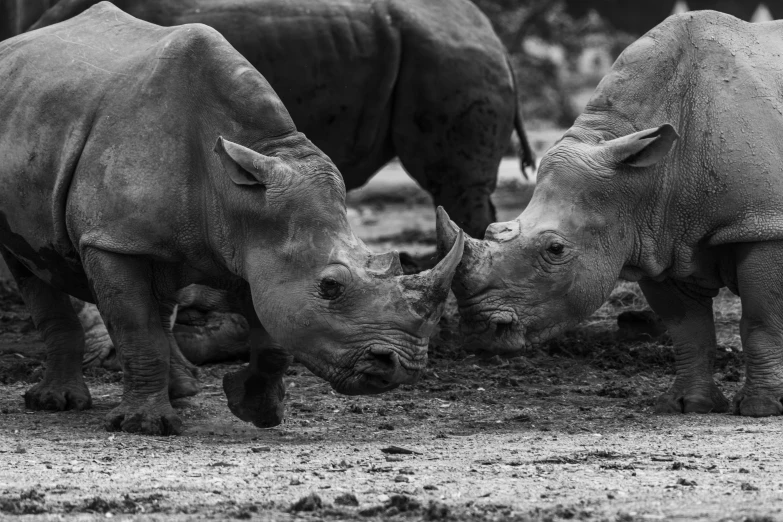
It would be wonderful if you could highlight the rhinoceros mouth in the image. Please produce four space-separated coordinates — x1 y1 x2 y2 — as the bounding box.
355 345 426 379
459 315 530 356
329 373 401 395
319 342 427 395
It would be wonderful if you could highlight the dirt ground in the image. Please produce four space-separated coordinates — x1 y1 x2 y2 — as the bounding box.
1 135 781 521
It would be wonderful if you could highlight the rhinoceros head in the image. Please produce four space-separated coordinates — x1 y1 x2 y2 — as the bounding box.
212 136 463 394
438 124 678 355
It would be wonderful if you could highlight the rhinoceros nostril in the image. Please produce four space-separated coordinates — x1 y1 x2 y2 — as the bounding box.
494 322 513 338
366 349 399 375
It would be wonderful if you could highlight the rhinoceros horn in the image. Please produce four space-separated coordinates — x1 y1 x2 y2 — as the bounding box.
435 207 487 299
398 210 464 332
367 251 404 276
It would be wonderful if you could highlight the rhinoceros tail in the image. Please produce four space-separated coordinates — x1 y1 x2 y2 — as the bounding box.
505 55 536 180
26 0 102 32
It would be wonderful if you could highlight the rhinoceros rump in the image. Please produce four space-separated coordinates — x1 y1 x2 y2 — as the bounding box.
0 2 463 435
440 10 783 417
28 0 535 239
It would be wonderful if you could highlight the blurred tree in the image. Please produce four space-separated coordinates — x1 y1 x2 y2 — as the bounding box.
767 1 783 19
562 0 676 35
469 0 783 129
688 0 758 21
470 0 606 127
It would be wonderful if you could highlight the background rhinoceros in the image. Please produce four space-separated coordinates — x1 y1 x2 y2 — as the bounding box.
73 286 251 370
0 2 463 435
440 10 783 418
29 0 535 240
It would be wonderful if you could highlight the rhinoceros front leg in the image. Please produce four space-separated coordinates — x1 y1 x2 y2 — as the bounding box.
0 247 92 411
638 278 729 414
72 297 200 398
734 242 783 416
82 248 182 435
223 310 291 428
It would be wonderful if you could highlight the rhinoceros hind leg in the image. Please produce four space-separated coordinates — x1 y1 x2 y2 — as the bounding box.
223 325 290 428
71 298 119 370
161 302 201 400
639 278 728 415
733 241 783 417
0 248 92 411
83 248 182 435
391 47 514 239
169 350 200 399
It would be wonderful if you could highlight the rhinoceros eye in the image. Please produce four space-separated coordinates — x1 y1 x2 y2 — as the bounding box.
318 278 344 300
547 243 565 256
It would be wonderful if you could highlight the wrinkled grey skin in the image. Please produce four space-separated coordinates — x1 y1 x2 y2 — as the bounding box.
28 0 535 239
0 3 464 435
441 11 783 417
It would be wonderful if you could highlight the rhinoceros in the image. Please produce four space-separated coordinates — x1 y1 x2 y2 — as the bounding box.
438 10 783 417
0 2 464 435
74 285 251 369
29 0 535 239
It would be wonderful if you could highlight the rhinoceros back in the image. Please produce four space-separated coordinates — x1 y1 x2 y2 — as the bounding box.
578 11 783 245
0 2 294 298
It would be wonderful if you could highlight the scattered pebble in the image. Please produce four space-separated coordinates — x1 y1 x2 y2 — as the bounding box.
358 505 385 517
334 493 359 507
426 500 450 520
381 446 421 455
290 492 322 512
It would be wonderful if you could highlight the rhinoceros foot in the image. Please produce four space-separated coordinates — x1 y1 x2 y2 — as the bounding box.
105 394 183 436
654 380 730 414
732 387 783 417
222 366 286 428
24 376 92 411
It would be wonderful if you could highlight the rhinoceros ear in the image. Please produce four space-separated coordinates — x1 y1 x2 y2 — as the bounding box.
213 136 293 186
603 124 679 168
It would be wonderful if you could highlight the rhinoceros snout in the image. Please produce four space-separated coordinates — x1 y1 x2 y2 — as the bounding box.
357 346 426 389
460 312 527 357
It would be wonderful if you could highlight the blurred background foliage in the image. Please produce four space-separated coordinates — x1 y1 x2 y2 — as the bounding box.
473 0 780 128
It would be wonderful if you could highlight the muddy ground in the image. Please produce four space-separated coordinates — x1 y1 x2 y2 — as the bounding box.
1 135 781 521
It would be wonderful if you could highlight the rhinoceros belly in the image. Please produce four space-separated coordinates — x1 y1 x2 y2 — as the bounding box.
0 212 92 301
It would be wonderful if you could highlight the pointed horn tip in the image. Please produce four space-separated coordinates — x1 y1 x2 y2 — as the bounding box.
433 229 463 276
213 136 225 153
453 229 465 258
435 207 462 237
435 207 459 229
